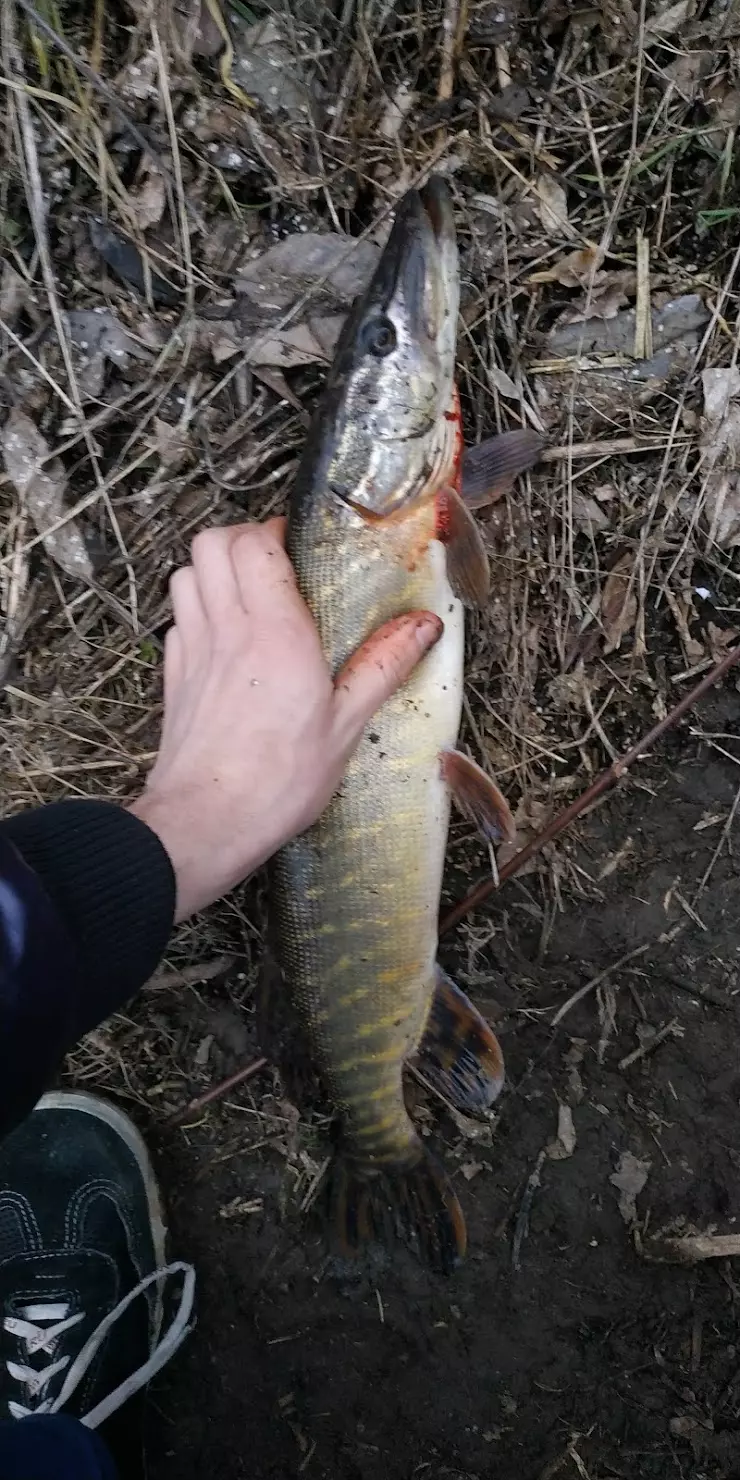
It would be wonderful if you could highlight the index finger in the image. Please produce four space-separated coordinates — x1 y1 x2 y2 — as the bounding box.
229 519 299 615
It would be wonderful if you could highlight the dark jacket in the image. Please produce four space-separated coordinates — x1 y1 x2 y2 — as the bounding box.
0 802 175 1137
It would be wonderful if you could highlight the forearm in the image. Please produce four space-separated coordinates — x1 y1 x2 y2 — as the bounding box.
0 801 175 1137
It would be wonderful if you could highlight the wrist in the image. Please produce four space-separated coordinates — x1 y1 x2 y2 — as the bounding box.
127 786 263 921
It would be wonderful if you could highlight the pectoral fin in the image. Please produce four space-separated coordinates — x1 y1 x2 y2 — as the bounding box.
439 486 490 607
441 747 516 843
461 429 544 509
412 965 505 1115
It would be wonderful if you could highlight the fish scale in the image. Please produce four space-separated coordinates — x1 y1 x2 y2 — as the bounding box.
272 503 464 1158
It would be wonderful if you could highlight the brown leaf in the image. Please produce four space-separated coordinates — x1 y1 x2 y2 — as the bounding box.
236 233 380 313
546 1103 576 1161
128 168 167 231
601 552 637 653
610 1150 650 1225
645 0 696 35
528 243 604 288
533 175 572 237
1 409 93 581
1 262 34 329
378 79 417 140
572 492 610 535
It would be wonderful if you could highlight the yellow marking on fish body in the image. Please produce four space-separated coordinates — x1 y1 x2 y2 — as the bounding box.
337 987 371 1007
318 922 338 937
353 1112 401 1137
383 751 436 772
334 1045 401 1074
376 966 411 987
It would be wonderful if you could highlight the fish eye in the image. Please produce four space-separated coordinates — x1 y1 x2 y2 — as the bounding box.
361 315 397 358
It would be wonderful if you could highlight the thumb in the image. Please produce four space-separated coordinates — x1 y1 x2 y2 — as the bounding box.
333 611 443 743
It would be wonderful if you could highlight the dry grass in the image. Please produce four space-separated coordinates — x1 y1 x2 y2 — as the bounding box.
1 0 740 1130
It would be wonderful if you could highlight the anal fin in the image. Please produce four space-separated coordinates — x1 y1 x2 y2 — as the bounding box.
412 964 505 1116
441 747 516 843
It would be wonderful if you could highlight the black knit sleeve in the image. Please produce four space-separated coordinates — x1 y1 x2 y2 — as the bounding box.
0 801 176 1136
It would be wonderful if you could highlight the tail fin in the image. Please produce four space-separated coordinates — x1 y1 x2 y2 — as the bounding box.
328 1147 467 1275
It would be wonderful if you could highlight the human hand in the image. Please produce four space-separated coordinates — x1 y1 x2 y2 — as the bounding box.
129 519 442 921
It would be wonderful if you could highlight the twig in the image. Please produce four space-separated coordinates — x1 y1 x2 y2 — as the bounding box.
147 954 236 993
511 1148 546 1271
435 0 458 108
166 1057 268 1127
440 642 740 935
618 1017 682 1071
658 968 732 1010
644 1232 740 1265
692 778 740 905
551 942 652 1029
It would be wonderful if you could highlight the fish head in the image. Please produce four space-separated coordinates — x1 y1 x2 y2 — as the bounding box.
300 176 461 523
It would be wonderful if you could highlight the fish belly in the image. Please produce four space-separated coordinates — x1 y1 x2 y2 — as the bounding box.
271 537 464 1162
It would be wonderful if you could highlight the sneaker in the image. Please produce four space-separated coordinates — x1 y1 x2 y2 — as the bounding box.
0 1090 195 1431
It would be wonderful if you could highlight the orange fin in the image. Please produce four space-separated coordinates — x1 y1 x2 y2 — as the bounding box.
412 964 505 1115
441 747 516 843
328 1146 466 1276
461 429 544 509
440 486 490 607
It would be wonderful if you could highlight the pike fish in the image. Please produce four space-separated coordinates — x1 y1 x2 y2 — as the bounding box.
264 177 541 1273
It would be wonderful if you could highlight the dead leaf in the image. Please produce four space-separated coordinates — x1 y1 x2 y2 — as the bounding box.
645 0 695 35
598 0 639 51
561 278 630 325
547 292 709 365
204 232 382 370
379 79 417 140
533 175 572 237
664 584 704 666
601 552 637 653
528 243 604 288
497 796 551 874
128 168 166 231
190 0 224 57
487 366 520 399
610 1150 650 1225
236 233 380 313
230 14 321 124
460 1161 484 1181
197 312 346 369
572 492 610 535
1 408 93 581
151 417 195 472
546 1103 576 1160
700 366 740 547
1 262 35 329
664 48 713 100
706 621 740 660
64 308 149 400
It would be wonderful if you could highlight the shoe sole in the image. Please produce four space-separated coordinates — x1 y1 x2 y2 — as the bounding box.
36 1090 167 1346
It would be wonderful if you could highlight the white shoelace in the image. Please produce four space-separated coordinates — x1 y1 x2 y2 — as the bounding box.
3 1261 196 1429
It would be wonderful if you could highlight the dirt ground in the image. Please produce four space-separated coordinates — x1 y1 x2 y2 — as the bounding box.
126 684 740 1480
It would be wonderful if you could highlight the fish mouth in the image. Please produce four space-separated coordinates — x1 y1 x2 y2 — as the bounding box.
418 175 456 253
376 176 457 343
